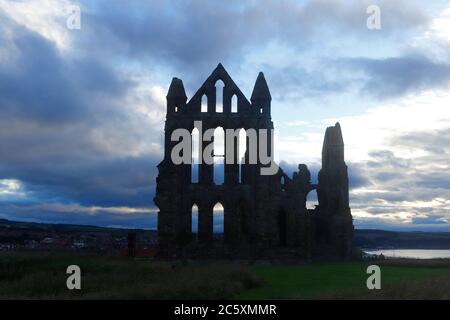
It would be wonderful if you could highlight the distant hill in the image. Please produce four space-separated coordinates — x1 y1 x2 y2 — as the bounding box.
1 219 450 249
0 218 154 234
355 229 450 249
0 219 156 251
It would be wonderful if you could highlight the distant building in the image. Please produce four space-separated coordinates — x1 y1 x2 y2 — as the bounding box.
72 241 85 249
41 237 55 244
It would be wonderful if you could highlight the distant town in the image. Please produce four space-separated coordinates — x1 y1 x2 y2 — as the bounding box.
1 219 450 255
0 219 157 256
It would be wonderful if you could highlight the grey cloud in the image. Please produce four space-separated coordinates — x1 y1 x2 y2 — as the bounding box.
77 0 430 85
0 14 131 125
0 13 164 209
0 203 157 230
346 55 450 99
260 64 352 101
349 126 450 229
392 128 450 155
412 215 447 225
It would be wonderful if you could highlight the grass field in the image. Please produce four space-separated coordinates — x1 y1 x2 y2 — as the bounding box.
0 252 449 299
238 260 450 299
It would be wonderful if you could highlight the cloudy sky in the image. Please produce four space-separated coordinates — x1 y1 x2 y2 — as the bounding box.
0 0 450 231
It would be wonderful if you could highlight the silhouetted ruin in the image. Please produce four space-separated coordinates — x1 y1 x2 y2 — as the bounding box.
154 64 354 259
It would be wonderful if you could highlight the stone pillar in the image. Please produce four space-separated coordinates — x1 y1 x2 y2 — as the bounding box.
223 204 234 245
198 205 213 244
200 127 213 185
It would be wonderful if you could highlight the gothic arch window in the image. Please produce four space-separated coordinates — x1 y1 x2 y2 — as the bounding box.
213 202 224 236
215 80 224 113
307 189 319 210
280 176 286 191
201 94 207 113
238 129 246 184
191 127 200 183
213 127 225 185
191 204 199 236
231 94 238 113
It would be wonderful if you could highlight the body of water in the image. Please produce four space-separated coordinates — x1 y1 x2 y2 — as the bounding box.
365 249 450 259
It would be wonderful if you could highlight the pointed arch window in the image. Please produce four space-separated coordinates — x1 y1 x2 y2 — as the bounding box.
307 189 319 210
213 202 224 235
191 127 200 183
191 204 199 235
213 127 225 185
238 129 246 184
201 94 208 113
231 95 237 113
215 80 224 113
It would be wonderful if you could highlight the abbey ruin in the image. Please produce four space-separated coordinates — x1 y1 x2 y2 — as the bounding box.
154 64 354 259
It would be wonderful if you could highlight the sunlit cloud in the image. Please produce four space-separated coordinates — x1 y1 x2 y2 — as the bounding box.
0 0 76 51
0 179 25 198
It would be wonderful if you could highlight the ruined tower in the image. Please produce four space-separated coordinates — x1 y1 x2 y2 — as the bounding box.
154 64 354 259
315 123 354 257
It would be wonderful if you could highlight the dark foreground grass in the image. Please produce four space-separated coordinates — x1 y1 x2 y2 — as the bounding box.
0 252 261 299
0 252 449 299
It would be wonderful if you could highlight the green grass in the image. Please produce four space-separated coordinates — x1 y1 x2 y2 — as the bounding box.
0 252 449 299
237 260 450 299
